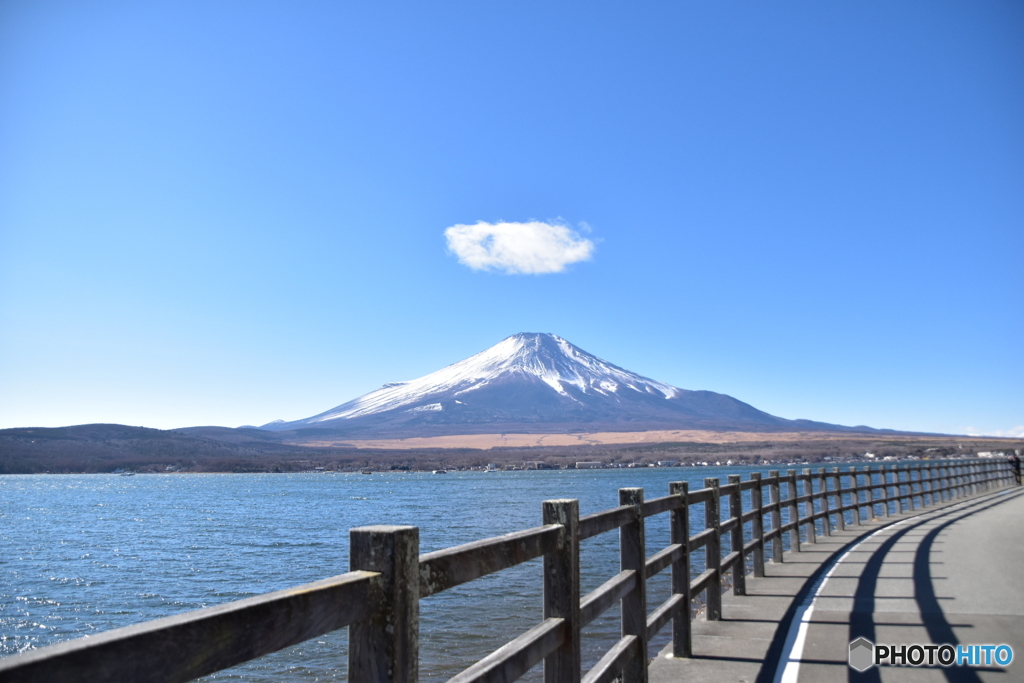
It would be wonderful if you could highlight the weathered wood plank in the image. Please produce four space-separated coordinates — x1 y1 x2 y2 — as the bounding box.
878 465 891 517
350 525 419 683
579 505 634 541
768 470 783 563
863 466 876 521
419 525 561 598
644 543 684 580
687 527 715 552
831 468 846 530
646 593 686 642
750 472 765 577
817 469 832 536
618 487 648 683
704 478 722 621
543 499 580 683
641 494 682 518
718 482 739 496
800 470 816 544
719 550 741 573
447 618 567 683
740 508 759 523
688 569 716 599
687 488 713 505
849 467 863 524
786 470 801 552
581 636 638 683
580 570 637 628
669 480 691 658
727 474 746 595
0 571 377 683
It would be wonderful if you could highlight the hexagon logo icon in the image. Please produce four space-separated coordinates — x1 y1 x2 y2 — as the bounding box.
849 637 875 672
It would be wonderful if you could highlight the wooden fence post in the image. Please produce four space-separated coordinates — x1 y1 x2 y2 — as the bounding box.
750 473 765 577
768 471 783 563
543 499 580 683
911 466 921 509
848 467 862 525
921 464 930 505
801 469 816 544
863 466 875 520
816 469 831 536
911 465 919 509
619 487 648 683
704 478 722 621
920 465 929 505
669 481 691 658
831 468 845 531
727 474 746 595
901 464 909 511
349 525 419 683
878 465 890 517
787 470 801 551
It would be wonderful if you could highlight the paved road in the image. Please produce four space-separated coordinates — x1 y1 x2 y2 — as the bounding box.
648 485 1024 683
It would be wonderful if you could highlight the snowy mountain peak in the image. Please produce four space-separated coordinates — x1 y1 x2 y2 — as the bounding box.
463 332 680 400
257 333 860 436
274 333 682 427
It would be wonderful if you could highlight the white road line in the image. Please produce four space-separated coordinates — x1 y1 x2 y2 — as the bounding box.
771 490 1013 683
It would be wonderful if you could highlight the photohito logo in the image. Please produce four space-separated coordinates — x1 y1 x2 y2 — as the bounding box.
848 638 1014 671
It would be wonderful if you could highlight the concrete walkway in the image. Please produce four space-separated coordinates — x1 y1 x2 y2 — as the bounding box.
648 485 1024 683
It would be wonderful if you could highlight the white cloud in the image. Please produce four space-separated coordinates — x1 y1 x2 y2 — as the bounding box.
444 220 595 274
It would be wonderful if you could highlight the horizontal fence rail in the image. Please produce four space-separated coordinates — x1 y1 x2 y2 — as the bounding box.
0 458 1016 683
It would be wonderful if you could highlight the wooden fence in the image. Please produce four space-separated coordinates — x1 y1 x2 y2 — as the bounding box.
0 458 1016 683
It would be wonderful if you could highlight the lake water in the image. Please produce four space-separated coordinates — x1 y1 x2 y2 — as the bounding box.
0 466 799 680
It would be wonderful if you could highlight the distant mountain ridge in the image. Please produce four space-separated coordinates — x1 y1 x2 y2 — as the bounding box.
260 332 880 437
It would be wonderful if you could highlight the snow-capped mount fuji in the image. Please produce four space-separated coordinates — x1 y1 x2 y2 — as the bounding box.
261 333 862 437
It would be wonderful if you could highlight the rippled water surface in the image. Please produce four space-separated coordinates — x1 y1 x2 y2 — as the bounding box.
2 466 784 680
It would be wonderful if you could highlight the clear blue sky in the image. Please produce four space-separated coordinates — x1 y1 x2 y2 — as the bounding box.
2 1 1021 437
